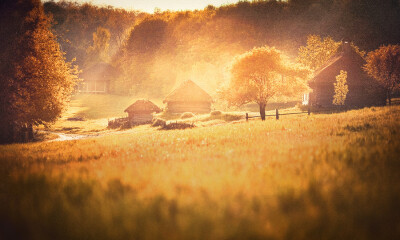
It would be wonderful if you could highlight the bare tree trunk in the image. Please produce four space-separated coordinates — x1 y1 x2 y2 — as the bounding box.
259 103 266 121
28 124 33 140
388 90 392 106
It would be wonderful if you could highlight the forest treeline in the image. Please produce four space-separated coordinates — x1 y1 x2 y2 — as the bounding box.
44 0 400 98
43 1 144 67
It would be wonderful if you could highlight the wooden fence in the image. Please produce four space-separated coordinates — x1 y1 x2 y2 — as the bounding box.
246 107 313 121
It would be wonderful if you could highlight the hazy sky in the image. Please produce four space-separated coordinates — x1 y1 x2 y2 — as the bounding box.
54 0 240 13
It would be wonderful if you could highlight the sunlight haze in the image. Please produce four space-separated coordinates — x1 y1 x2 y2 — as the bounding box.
52 0 240 12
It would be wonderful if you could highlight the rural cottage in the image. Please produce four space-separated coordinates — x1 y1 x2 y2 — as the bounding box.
163 80 213 113
124 100 161 124
305 42 386 108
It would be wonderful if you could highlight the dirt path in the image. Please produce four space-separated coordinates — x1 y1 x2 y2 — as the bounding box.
41 128 139 142
39 130 102 142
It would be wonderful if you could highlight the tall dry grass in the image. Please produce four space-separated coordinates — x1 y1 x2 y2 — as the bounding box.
1 106 400 240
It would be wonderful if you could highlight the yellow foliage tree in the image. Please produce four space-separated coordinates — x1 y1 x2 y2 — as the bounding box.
297 35 341 71
86 27 111 66
220 46 311 120
333 70 349 106
364 44 400 106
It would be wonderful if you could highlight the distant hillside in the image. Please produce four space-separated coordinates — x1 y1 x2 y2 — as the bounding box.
44 0 400 98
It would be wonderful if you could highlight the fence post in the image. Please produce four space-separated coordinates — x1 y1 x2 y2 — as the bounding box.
276 109 279 120
308 106 311 116
246 113 248 122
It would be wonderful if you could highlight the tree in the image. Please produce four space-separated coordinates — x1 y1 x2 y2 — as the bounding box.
85 27 111 66
297 35 341 71
364 44 400 106
0 0 78 143
220 46 311 120
333 70 349 106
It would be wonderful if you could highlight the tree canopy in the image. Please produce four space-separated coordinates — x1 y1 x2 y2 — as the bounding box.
221 46 311 120
364 44 400 105
42 1 400 97
297 35 341 71
0 0 78 143
85 27 111 67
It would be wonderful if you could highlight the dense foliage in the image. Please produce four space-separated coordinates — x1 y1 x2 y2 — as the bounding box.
220 46 310 120
44 0 400 98
43 1 142 67
364 44 400 105
0 0 78 143
297 35 341 71
333 70 349 106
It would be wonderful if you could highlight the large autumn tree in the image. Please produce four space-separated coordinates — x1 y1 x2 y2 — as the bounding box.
0 0 78 143
364 44 400 106
221 46 311 120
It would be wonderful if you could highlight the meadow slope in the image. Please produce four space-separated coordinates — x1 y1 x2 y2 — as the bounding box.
1 106 400 240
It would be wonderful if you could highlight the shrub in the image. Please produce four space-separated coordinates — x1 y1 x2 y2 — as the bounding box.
210 110 222 116
152 118 166 127
180 112 195 119
222 113 243 122
162 121 194 130
120 121 131 129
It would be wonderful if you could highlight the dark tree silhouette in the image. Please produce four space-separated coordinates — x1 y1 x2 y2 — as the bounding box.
0 0 78 143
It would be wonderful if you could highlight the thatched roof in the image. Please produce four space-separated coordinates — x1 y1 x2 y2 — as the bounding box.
81 62 118 82
124 100 161 113
163 80 213 103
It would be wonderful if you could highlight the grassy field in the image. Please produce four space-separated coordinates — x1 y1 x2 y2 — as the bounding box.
1 104 400 240
39 94 163 134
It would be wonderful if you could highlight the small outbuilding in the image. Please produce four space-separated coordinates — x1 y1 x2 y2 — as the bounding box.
306 42 386 108
79 62 118 93
163 80 213 113
124 100 161 124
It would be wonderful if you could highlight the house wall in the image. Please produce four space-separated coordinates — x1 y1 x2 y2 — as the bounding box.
128 113 153 123
166 102 211 113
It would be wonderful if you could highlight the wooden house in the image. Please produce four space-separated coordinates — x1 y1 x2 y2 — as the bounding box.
79 62 118 93
163 80 213 113
124 100 161 124
306 42 386 108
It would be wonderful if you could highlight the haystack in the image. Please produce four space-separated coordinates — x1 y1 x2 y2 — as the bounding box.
163 80 213 113
125 100 161 124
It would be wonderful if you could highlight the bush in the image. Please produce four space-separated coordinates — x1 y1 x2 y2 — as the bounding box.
180 112 195 119
222 113 243 122
108 118 129 129
152 118 166 127
210 110 222 116
296 103 310 111
162 121 194 130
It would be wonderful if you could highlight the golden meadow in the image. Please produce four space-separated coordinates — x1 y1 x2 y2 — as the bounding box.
1 105 400 240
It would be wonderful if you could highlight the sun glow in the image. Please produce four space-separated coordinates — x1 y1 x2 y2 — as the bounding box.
53 0 240 12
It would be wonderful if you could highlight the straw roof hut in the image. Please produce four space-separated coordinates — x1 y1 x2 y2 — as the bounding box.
308 42 386 108
163 80 213 113
79 62 118 93
124 100 161 124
